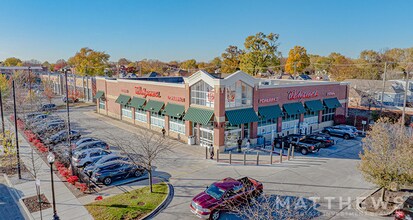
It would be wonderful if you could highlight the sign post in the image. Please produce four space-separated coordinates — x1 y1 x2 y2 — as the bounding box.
362 120 367 135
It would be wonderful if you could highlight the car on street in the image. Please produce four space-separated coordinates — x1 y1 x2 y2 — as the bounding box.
72 148 112 167
44 129 81 144
322 125 358 139
190 177 263 220
73 140 109 152
39 103 57 112
90 160 145 185
83 154 130 174
305 133 335 147
395 196 413 220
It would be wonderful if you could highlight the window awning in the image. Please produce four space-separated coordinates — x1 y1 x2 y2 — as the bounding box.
143 100 164 113
304 100 324 112
226 108 259 125
258 105 283 119
94 91 104 99
183 107 214 125
129 97 146 109
283 102 306 115
115 94 131 106
163 103 185 118
323 98 342 109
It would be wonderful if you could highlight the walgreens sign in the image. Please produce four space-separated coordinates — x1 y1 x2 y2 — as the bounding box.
134 86 161 98
288 90 318 100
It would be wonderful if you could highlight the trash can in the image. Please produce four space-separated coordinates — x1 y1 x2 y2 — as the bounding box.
188 136 195 145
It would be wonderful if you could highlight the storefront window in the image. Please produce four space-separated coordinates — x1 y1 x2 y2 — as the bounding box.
225 81 253 108
190 80 214 107
304 110 318 125
169 117 185 134
135 108 147 123
282 112 299 131
99 99 105 109
322 108 335 122
151 112 165 128
258 117 277 135
224 123 242 148
121 106 132 118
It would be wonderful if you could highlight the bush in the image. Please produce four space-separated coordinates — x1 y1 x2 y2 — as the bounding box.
67 176 79 185
75 182 88 192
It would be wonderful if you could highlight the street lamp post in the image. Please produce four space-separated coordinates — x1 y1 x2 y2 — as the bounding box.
63 68 75 175
47 152 59 220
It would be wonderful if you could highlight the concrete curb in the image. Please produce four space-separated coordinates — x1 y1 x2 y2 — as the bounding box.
141 182 174 220
3 174 33 220
355 187 398 217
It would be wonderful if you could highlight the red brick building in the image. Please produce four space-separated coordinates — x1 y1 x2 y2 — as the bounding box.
95 71 349 152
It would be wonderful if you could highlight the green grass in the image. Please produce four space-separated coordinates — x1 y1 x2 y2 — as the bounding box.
85 183 168 220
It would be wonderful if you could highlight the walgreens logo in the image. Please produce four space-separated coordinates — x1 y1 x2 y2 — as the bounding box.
288 90 318 100
135 86 161 98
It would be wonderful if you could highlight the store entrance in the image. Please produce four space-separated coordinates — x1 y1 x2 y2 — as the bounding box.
193 122 214 147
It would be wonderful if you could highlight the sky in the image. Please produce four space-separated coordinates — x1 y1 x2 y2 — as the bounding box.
0 0 412 63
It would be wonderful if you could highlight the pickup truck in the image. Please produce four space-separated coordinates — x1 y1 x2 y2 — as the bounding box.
275 134 322 155
190 177 263 220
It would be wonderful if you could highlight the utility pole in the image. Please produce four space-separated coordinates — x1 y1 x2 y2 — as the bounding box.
402 71 409 126
64 69 75 175
380 62 387 114
0 87 4 137
12 81 22 179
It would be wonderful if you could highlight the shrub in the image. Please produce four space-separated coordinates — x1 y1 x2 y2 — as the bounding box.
75 182 88 192
67 176 79 185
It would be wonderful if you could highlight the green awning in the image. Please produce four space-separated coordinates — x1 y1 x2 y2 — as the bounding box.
129 97 146 109
258 105 283 119
115 94 131 106
323 98 342 109
143 100 164 113
226 108 259 125
163 103 185 118
283 102 306 115
304 100 324 112
183 107 214 125
94 91 104 99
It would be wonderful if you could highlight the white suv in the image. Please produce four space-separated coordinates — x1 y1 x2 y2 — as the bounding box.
72 148 112 167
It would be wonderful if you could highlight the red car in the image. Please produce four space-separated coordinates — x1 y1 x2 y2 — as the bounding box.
190 177 263 220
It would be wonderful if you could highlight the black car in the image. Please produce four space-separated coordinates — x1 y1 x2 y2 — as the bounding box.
305 133 334 148
274 134 322 155
34 122 66 136
45 129 81 144
90 160 145 185
74 141 109 152
395 196 413 220
40 103 57 112
83 154 130 174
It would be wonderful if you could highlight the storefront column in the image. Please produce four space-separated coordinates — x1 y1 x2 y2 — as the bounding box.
185 120 192 137
318 110 323 124
277 117 283 133
240 124 244 139
132 108 136 124
164 115 170 135
214 85 226 152
251 85 259 140
214 122 225 151
250 122 258 139
146 111 151 129
299 114 304 122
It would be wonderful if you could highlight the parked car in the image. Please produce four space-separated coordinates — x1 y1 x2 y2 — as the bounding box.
276 134 322 155
305 133 335 147
30 118 64 129
62 96 79 103
44 130 81 144
83 154 130 174
73 141 109 152
24 112 43 121
190 177 263 220
34 122 65 135
27 115 60 126
72 148 112 167
322 125 358 139
72 137 101 149
395 196 413 220
40 103 57 112
90 160 145 185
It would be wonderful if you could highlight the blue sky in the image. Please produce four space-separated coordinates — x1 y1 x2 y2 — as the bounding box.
0 0 412 63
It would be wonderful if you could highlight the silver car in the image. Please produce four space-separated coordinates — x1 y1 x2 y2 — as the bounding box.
323 125 358 139
72 148 112 167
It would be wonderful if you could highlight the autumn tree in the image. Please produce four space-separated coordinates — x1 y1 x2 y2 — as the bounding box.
240 32 281 76
118 58 131 66
285 46 310 75
180 59 197 70
328 52 357 81
359 118 413 201
42 79 54 103
0 74 10 99
138 59 166 75
308 55 332 74
221 45 243 73
54 59 67 71
3 57 23 66
68 47 110 76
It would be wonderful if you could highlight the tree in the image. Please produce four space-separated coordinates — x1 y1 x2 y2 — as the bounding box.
0 74 10 99
118 58 131 66
42 79 54 103
221 45 243 73
0 130 16 174
180 59 197 70
239 32 281 76
285 46 310 75
138 59 167 75
210 57 222 69
106 130 175 193
358 118 413 201
68 47 110 76
42 61 51 70
328 52 357 81
3 57 23 66
54 59 67 71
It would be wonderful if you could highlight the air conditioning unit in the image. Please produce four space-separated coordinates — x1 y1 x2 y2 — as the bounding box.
260 81 270 85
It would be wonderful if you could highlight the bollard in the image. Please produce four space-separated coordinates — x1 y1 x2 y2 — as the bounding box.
229 151 232 164
205 147 208 159
287 146 291 161
256 152 259 166
243 151 246 165
280 142 284 163
217 150 219 162
292 145 295 158
270 152 273 165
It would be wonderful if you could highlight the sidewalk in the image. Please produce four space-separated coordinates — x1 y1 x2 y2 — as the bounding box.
4 119 93 220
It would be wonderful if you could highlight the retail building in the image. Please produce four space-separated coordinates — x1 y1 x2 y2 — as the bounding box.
95 70 349 152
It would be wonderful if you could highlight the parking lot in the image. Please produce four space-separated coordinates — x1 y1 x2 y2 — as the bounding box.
48 106 392 220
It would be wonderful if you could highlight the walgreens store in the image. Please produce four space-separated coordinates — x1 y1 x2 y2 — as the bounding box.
95 71 349 152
